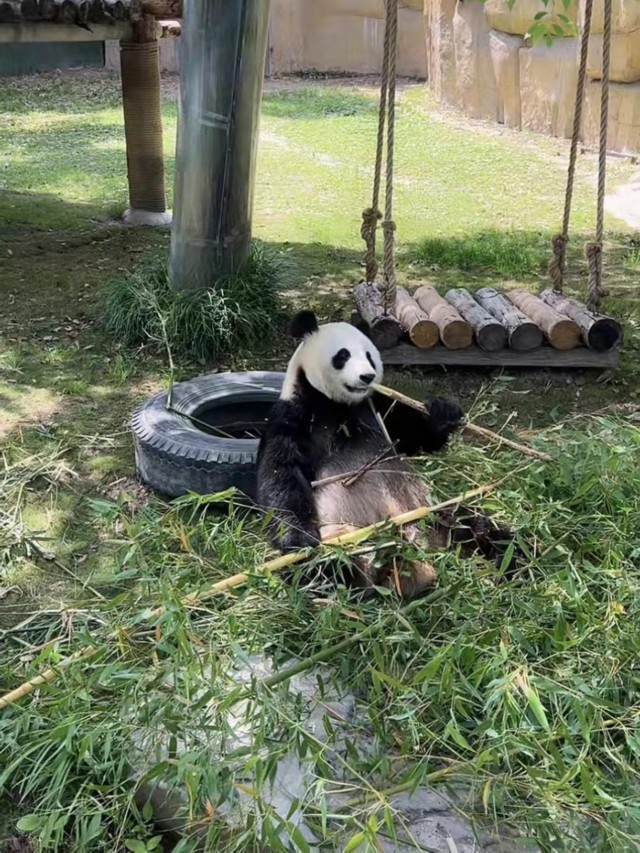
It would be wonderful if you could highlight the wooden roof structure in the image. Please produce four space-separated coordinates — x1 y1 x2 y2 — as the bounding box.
0 0 181 42
0 0 183 224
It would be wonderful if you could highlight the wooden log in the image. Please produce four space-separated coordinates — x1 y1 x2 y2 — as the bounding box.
474 287 544 352
54 0 76 23
540 290 623 352
105 0 124 18
381 344 620 369
445 288 508 352
76 0 89 23
0 1 20 21
395 288 439 349
88 0 106 21
38 0 55 19
507 290 580 351
141 0 180 16
413 285 473 350
20 0 39 19
353 281 403 350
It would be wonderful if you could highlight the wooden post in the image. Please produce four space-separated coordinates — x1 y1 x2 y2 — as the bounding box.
540 290 622 352
394 287 438 348
119 12 171 226
354 281 403 350
474 287 544 352
413 285 472 349
507 290 580 350
445 289 508 352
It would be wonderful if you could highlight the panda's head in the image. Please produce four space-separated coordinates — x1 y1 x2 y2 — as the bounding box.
282 310 383 406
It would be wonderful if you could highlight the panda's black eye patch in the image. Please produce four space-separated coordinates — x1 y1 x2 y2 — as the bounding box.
332 348 351 370
366 351 376 370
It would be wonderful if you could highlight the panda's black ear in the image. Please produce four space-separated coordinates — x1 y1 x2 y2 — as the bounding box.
289 310 318 339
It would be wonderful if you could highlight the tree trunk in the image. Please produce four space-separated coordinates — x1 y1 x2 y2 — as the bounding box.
169 0 270 290
413 285 472 349
474 287 543 351
507 290 580 350
540 290 622 352
395 287 438 348
354 281 403 350
445 288 508 352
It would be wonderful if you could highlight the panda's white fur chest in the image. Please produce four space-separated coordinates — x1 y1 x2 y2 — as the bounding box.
310 415 433 531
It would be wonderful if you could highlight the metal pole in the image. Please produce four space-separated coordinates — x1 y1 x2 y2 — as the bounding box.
169 0 270 291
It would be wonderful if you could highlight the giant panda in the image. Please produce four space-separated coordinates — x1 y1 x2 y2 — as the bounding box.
257 310 517 598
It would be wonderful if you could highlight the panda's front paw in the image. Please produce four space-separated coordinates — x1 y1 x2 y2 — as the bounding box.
279 525 321 554
425 397 464 435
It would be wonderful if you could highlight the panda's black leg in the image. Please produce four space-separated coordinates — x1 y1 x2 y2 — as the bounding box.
437 507 522 581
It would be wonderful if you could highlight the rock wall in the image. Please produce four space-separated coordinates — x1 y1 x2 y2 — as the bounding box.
426 0 640 153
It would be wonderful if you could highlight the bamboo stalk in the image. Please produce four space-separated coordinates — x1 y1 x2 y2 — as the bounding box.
0 646 96 711
261 589 446 689
180 484 493 606
372 383 552 462
0 486 492 711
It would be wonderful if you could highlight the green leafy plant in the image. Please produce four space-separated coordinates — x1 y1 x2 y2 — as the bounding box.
101 242 287 362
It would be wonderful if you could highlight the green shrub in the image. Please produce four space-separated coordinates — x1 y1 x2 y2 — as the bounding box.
101 242 286 362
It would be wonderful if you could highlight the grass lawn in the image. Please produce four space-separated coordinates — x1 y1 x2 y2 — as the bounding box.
1 69 640 851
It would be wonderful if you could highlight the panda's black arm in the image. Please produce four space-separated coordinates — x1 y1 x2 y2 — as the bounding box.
370 392 464 456
256 400 320 553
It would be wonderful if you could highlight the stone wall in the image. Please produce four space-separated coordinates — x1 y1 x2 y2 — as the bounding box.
267 0 428 78
104 0 639 154
426 0 640 153
105 2 427 78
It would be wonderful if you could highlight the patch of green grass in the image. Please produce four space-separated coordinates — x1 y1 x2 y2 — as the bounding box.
1 414 640 851
625 248 640 271
101 242 287 362
411 229 550 278
262 87 377 119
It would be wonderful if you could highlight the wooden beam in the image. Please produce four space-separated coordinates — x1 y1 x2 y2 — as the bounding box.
381 343 620 369
0 19 131 37
141 0 180 16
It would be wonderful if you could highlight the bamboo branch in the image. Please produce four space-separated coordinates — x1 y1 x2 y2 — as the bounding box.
179 484 493 607
0 485 492 711
372 383 552 462
0 646 96 711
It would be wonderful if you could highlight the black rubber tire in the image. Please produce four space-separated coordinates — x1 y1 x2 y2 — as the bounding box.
130 371 284 499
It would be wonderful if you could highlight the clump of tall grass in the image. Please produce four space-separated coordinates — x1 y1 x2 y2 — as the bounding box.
101 242 286 362
1 413 640 851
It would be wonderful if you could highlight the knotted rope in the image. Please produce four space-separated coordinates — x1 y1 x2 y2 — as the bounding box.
548 0 593 291
548 0 611 314
585 0 612 312
361 0 399 312
381 0 398 311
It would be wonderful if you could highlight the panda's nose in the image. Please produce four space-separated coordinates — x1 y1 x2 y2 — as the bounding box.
360 373 376 385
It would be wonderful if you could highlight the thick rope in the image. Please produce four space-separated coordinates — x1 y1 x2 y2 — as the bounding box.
381 0 398 311
585 0 612 312
548 0 593 291
361 4 391 284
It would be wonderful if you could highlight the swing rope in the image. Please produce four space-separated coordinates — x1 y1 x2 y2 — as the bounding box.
548 0 611 313
361 0 398 312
